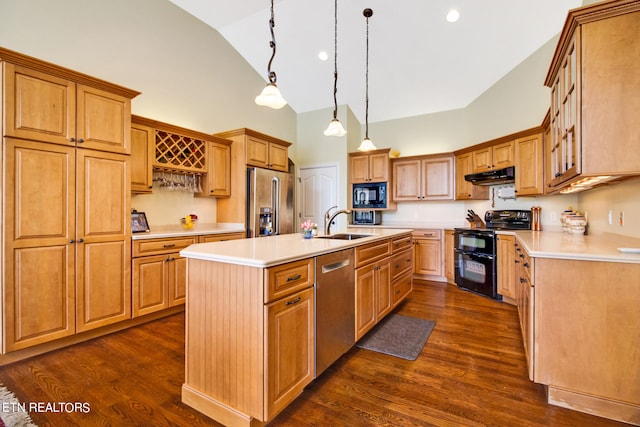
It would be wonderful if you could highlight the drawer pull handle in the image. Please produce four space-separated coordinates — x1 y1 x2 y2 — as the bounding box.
286 274 302 282
523 263 529 268
286 297 302 306
163 244 176 248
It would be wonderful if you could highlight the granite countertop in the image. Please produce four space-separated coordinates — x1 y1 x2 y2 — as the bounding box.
132 223 244 240
502 230 640 264
180 227 413 268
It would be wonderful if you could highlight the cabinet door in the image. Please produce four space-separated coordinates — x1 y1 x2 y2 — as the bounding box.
132 254 168 317
444 230 455 283
422 157 453 200
76 149 131 332
368 153 389 182
3 139 76 351
76 85 131 154
350 154 370 183
413 239 442 276
392 159 421 200
265 287 314 419
492 141 515 170
206 141 231 196
472 147 492 172
269 143 289 172
496 234 515 299
375 260 392 320
3 63 76 145
246 136 269 168
515 134 544 196
131 122 154 193
455 153 474 200
168 254 187 306
355 263 377 340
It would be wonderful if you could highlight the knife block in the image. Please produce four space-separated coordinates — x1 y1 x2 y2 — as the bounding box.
467 218 485 228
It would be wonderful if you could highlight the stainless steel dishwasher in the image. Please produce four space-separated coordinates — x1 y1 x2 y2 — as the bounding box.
315 248 355 377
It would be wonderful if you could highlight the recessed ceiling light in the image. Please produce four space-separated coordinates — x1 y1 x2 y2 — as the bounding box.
318 50 329 61
446 9 460 23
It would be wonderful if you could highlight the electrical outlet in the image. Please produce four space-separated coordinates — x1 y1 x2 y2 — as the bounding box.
619 211 624 226
608 210 613 225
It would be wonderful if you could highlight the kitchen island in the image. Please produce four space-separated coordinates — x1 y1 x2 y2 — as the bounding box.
504 230 640 425
179 228 413 427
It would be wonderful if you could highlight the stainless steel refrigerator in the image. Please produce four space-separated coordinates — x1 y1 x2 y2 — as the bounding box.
247 167 295 238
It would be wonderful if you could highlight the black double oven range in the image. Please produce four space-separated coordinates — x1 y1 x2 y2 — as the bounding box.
454 210 532 300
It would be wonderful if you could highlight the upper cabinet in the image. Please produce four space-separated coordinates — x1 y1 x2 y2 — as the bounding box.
544 0 640 193
472 140 514 173
515 132 544 196
349 149 391 183
130 115 232 196
246 135 289 172
454 152 489 200
392 154 453 201
2 50 139 154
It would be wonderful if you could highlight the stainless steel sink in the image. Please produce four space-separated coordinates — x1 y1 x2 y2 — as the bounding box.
316 233 371 240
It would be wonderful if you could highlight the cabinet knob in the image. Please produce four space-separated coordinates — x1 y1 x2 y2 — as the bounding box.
285 297 302 306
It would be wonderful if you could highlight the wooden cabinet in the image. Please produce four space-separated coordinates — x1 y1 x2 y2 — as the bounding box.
496 234 516 301
390 235 413 304
3 139 131 351
246 135 289 172
215 128 292 225
131 122 154 194
198 141 231 197
3 61 135 155
131 236 195 317
544 2 640 193
514 133 544 196
355 239 392 340
265 286 314 418
392 154 453 201
412 229 443 278
444 230 455 284
197 232 245 243
472 140 514 172
349 149 390 183
515 243 534 380
454 152 489 200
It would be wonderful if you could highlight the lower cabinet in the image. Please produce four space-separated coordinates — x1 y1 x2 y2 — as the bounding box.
514 241 534 380
132 236 195 317
444 230 455 284
496 234 516 301
265 286 314 418
412 229 444 279
355 233 413 340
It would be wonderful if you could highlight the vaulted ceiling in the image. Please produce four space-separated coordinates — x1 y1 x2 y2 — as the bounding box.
168 0 583 123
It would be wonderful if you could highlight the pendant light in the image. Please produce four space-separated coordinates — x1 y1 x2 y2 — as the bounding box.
255 0 287 109
357 8 377 151
324 0 346 137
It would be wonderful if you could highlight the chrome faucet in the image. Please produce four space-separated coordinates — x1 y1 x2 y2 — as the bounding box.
324 206 352 235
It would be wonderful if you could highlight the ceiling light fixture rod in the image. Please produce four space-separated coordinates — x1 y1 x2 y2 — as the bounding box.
324 0 346 137
358 8 376 151
255 0 287 109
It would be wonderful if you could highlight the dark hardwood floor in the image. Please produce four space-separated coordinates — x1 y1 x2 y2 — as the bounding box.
0 280 627 426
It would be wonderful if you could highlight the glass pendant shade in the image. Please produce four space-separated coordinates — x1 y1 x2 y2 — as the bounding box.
324 118 347 136
255 83 287 109
357 137 376 151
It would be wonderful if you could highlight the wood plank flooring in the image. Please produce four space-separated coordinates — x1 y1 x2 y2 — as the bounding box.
0 280 626 426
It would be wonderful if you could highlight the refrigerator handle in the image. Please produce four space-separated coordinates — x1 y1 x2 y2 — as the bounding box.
272 177 280 235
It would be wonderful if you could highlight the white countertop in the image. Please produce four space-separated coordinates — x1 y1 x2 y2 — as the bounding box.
503 230 640 264
180 228 413 268
132 223 244 240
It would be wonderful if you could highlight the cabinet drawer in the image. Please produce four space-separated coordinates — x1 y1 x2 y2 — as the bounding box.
355 239 392 268
392 270 413 304
265 258 314 303
392 234 412 253
197 232 245 243
133 237 196 257
411 229 441 240
391 248 413 279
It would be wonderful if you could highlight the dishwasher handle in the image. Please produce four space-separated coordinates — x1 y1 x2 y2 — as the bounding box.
321 259 351 274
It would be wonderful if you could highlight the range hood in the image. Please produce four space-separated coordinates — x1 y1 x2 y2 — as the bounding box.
465 166 515 186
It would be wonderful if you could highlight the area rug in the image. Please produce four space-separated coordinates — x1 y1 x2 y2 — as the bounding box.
356 314 435 360
0 384 37 427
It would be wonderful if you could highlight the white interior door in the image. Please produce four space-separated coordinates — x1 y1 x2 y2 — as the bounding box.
298 165 338 232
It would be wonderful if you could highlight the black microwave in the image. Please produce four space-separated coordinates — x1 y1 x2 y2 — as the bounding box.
352 182 387 209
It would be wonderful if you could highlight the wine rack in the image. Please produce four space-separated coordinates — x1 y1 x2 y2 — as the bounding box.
153 130 206 173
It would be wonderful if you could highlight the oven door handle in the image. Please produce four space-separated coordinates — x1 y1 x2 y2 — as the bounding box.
456 249 494 260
